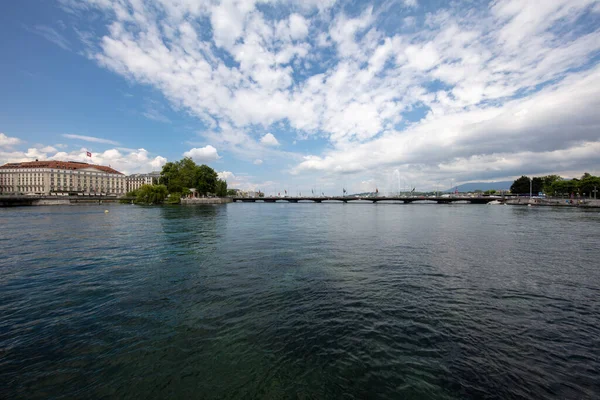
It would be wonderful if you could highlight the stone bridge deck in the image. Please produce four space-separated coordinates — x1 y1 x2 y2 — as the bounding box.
233 196 503 204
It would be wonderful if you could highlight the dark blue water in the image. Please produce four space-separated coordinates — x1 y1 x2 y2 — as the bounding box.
1 203 599 399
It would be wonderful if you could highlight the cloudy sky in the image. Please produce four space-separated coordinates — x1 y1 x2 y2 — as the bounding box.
1 0 599 194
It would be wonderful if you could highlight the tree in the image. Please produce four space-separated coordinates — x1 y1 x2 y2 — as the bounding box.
160 158 229 197
160 157 199 193
196 164 218 195
579 174 600 197
215 179 228 197
541 175 562 194
226 189 238 196
134 184 168 204
120 189 138 203
510 176 531 194
532 177 544 194
165 192 182 204
551 179 579 196
484 190 496 195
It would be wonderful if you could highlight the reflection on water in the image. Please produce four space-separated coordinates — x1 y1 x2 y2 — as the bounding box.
1 204 599 399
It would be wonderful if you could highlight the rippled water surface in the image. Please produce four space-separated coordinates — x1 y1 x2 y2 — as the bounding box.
1 203 599 399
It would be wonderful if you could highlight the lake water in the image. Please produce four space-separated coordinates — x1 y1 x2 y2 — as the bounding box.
1 203 599 399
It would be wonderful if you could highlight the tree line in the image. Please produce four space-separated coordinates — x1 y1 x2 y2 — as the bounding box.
510 173 600 196
122 158 228 205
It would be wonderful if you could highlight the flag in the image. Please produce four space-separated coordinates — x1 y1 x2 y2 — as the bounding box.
284 190 287 194
343 188 346 193
86 151 92 157
311 189 314 195
376 187 379 194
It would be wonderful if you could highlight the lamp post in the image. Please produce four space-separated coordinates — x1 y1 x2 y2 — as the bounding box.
529 177 532 199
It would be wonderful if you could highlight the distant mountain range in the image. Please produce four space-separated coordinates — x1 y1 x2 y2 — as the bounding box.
444 181 513 192
348 181 513 196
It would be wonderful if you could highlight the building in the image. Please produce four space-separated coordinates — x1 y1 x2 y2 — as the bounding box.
0 160 126 195
125 171 161 192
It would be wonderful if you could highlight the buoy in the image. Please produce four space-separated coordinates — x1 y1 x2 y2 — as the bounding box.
104 210 109 213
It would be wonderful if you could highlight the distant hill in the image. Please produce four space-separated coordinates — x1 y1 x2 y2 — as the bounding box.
444 181 512 192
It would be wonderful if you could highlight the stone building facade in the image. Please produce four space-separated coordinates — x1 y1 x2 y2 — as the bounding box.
125 172 161 192
0 160 125 195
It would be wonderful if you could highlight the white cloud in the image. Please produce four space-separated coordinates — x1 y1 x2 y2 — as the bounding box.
26 25 71 51
253 159 263 165
218 171 235 181
67 0 600 188
0 133 23 147
183 145 220 163
289 14 309 40
62 134 120 145
38 146 58 153
150 156 167 170
292 65 600 183
260 133 280 146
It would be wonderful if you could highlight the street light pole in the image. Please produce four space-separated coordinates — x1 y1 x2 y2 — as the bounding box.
529 178 532 199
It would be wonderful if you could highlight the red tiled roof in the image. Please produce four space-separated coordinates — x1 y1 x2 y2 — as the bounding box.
0 160 123 175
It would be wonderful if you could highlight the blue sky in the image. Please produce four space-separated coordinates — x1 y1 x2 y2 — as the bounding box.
1 0 599 194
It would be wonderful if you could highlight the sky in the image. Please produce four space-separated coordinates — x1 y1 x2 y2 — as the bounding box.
0 0 599 195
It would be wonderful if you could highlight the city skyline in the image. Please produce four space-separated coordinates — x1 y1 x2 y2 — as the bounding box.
1 0 599 194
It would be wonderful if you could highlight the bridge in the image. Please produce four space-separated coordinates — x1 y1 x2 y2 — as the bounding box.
232 196 503 204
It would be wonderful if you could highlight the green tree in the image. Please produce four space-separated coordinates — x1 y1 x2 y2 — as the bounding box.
120 189 139 203
551 179 579 196
165 192 182 204
484 189 496 195
579 173 600 197
532 177 544 194
134 184 168 204
510 176 531 194
541 175 562 194
226 189 238 196
160 158 230 197
215 179 228 197
195 164 218 195
160 157 198 193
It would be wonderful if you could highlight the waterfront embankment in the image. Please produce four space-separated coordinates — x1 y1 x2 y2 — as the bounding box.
181 197 233 205
506 197 600 208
